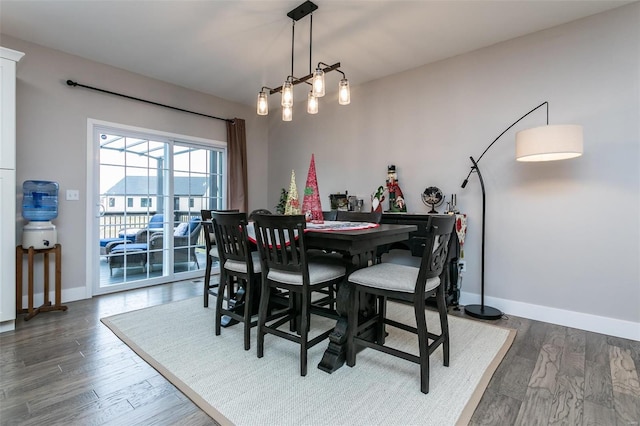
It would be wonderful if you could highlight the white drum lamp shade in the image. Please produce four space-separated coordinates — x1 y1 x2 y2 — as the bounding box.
516 124 583 162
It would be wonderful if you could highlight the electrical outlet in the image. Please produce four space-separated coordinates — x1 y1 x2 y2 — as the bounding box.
458 260 466 272
66 189 80 201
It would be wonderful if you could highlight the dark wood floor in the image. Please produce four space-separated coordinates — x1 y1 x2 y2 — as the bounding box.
1 277 638 425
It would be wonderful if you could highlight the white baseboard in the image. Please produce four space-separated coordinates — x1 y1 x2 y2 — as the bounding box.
12 286 638 341
0 320 16 333
17 286 90 310
459 292 640 341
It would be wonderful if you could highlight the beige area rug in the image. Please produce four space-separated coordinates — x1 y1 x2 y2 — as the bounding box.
101 297 515 426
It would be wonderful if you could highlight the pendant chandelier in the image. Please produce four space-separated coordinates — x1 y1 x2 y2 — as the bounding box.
257 1 350 121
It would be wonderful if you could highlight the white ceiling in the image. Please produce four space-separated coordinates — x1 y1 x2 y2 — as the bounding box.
0 1 632 107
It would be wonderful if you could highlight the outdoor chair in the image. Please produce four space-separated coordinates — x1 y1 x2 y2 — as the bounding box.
252 213 344 376
148 217 202 272
346 214 455 394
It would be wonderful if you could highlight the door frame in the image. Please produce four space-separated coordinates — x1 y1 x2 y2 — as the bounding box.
85 118 226 297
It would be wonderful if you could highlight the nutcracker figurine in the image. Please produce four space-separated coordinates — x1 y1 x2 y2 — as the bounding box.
386 165 407 212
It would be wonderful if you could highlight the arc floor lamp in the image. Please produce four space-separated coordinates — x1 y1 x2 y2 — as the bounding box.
461 101 583 320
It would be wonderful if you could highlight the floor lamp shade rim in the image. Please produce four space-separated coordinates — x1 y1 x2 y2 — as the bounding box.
516 124 583 162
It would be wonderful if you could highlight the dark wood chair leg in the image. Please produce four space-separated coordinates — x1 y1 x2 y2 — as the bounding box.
300 290 309 376
436 284 450 366
204 256 212 307
414 296 430 394
215 271 227 335
257 283 271 359
243 278 251 351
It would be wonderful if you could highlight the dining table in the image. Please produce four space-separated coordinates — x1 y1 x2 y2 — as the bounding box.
302 222 417 373
244 219 417 373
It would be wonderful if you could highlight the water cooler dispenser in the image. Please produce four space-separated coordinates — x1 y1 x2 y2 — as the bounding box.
22 180 59 249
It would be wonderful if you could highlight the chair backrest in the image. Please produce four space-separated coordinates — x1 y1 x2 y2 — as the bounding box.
212 211 255 273
201 209 239 248
148 213 164 229
249 209 272 220
188 218 202 242
252 213 309 283
201 209 239 221
336 210 382 223
416 215 456 293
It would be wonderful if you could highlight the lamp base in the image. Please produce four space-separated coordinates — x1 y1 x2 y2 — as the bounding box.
464 304 502 320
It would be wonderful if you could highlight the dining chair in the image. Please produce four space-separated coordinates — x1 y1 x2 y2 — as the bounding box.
201 209 239 308
252 213 344 376
346 214 455 394
212 211 261 350
249 208 272 220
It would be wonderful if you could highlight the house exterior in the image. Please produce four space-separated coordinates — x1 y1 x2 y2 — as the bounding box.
101 176 209 214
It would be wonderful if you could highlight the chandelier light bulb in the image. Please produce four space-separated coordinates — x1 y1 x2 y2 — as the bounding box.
282 105 293 121
338 78 350 105
312 68 325 97
257 91 268 115
281 80 293 108
307 92 318 114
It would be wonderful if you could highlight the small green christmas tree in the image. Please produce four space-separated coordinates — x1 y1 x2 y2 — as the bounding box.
275 188 288 214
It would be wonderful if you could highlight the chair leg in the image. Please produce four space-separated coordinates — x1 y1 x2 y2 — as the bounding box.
215 271 227 336
376 295 386 344
436 284 450 367
257 283 271 359
204 257 212 307
300 290 309 376
346 284 359 367
414 297 430 394
243 278 252 351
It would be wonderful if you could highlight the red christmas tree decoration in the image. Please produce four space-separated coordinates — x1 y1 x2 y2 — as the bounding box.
302 154 324 222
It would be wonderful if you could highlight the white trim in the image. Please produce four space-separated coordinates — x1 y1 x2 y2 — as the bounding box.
459 291 640 341
0 320 15 333
0 47 25 62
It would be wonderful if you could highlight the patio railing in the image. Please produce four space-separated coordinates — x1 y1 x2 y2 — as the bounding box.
100 211 205 246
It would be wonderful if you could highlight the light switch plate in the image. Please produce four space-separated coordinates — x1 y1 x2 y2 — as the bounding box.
66 189 80 201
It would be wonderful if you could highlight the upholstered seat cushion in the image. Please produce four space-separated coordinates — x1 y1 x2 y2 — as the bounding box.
110 243 148 254
348 263 440 293
267 261 345 286
224 251 262 274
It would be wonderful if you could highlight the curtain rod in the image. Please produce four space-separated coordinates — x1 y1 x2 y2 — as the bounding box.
66 80 234 123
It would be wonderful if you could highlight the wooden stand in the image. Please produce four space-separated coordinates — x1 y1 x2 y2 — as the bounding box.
16 244 68 321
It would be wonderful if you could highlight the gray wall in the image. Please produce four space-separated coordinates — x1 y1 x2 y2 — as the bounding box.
2 34 268 300
265 4 639 338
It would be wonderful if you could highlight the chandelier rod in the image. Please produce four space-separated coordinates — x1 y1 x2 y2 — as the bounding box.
290 20 295 78
269 62 341 95
309 13 313 74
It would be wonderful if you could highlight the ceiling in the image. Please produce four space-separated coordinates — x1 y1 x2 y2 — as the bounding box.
0 1 632 108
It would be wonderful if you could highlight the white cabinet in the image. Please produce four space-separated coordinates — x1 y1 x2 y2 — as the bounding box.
0 47 24 332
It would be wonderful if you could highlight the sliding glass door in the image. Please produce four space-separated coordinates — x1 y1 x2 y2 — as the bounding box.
91 121 226 295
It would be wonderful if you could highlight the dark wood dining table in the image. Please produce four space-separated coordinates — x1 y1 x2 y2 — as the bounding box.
304 223 417 373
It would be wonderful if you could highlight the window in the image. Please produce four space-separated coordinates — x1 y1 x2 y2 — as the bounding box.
96 121 227 295
108 197 115 207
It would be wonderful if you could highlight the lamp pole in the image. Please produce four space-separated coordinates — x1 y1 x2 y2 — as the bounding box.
461 101 549 320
